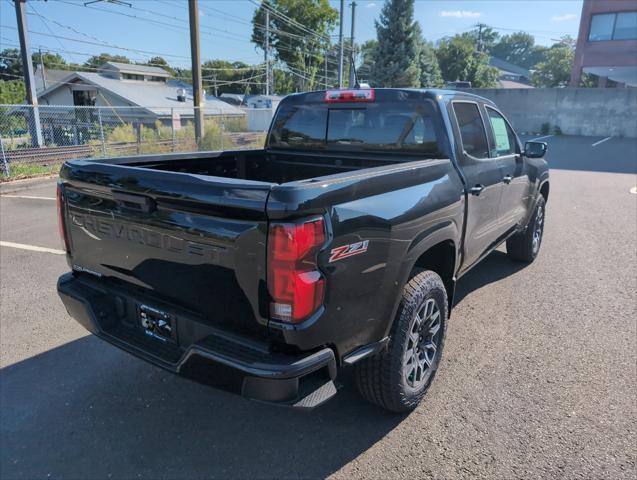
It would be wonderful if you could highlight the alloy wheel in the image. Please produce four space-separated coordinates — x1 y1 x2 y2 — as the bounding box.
403 298 442 389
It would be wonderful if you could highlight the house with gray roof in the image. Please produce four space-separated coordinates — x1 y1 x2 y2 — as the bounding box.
489 57 534 89
35 62 245 122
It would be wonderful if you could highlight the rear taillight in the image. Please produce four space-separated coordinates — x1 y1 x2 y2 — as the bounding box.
56 183 69 253
268 217 326 323
325 89 375 103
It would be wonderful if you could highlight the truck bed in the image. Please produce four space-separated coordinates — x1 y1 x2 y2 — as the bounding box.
102 149 403 184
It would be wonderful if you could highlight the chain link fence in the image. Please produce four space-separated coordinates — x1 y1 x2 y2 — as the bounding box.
0 105 270 178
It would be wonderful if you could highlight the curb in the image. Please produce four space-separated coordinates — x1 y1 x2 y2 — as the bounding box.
0 175 58 194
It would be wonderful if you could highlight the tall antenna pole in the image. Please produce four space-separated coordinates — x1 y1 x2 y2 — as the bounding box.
337 0 344 88
15 0 43 147
348 1 356 87
265 8 270 95
188 0 204 145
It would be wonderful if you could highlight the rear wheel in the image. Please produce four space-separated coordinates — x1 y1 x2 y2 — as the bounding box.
355 270 448 413
506 196 546 263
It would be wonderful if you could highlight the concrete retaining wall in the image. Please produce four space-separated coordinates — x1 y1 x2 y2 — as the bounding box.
467 88 637 138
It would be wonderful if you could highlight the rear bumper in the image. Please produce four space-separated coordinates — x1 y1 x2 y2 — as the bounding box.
57 273 337 408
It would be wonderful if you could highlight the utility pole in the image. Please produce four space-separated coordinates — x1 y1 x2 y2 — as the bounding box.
15 0 43 147
188 0 204 146
337 0 344 88
475 23 485 53
38 48 46 89
348 1 356 87
265 8 270 95
324 49 328 88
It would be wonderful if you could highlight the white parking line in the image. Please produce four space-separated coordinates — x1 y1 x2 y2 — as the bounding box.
529 135 553 141
592 136 612 147
0 241 65 255
0 195 56 201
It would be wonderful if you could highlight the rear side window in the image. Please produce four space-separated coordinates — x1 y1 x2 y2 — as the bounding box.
452 102 489 159
269 99 442 155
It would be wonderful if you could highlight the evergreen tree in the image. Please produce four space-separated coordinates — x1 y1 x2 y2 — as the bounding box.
413 24 442 88
371 0 421 87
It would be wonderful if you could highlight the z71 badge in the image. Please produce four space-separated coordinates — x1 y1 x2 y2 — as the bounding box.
329 240 369 263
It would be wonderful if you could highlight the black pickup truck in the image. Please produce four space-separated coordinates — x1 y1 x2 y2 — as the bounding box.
57 88 549 412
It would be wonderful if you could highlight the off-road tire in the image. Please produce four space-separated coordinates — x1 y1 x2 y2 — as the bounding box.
506 196 546 263
354 270 448 413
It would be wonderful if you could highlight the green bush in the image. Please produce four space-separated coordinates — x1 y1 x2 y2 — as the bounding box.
200 119 223 150
221 115 248 133
106 123 136 143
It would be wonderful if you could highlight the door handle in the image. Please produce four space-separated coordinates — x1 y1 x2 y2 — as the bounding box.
468 184 485 196
502 175 513 184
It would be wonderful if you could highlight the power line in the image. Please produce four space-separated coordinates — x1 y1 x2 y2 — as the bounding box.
1 24 190 59
26 1 80 64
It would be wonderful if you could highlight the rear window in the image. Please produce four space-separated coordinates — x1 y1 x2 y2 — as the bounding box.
268 98 442 155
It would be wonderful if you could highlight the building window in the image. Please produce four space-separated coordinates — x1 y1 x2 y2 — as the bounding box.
589 12 637 41
614 12 637 40
73 90 96 106
122 73 144 81
148 76 166 82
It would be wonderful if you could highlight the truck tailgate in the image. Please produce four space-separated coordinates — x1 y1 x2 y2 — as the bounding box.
60 161 273 338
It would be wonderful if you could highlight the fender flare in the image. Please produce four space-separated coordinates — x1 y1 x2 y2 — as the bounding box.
382 222 460 338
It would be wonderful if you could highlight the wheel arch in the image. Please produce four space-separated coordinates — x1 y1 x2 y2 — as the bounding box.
383 230 459 342
411 240 457 312
539 180 549 202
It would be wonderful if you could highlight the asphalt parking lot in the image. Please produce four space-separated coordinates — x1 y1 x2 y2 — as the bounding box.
1 135 636 479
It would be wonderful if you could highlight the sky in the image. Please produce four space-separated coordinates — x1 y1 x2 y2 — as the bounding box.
0 0 584 70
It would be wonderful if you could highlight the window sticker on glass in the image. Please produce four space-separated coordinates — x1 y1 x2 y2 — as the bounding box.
490 116 510 153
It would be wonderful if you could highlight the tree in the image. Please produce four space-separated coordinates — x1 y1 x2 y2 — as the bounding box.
0 79 25 104
491 32 547 69
469 24 499 53
414 24 442 88
436 33 499 87
202 59 261 96
84 53 131 69
356 39 377 83
531 37 575 87
32 51 67 70
0 49 23 81
252 0 338 91
144 56 175 76
273 67 295 93
322 38 357 88
371 0 421 87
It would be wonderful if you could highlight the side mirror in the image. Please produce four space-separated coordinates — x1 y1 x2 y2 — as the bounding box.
524 141 547 158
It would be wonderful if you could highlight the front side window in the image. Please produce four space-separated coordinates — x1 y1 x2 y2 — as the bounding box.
486 108 517 156
452 102 489 159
